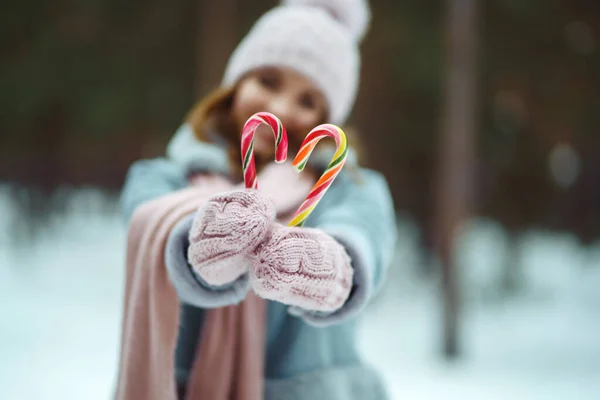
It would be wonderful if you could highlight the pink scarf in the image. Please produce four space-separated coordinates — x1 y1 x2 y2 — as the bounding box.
115 163 314 400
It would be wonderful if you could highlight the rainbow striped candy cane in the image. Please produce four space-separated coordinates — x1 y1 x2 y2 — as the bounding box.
241 112 288 189
288 124 348 227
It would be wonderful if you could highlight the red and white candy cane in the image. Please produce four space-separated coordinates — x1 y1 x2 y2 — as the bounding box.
288 124 348 227
241 112 288 189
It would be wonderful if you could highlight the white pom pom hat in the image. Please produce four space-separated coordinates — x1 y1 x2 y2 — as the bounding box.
222 0 371 125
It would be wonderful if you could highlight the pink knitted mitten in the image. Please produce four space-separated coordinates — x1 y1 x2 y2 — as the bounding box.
188 190 275 286
249 225 354 313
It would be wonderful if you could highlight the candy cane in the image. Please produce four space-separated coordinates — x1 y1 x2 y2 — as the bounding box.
241 112 288 189
288 124 348 227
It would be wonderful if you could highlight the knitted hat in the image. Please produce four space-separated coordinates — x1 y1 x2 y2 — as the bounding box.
222 0 371 125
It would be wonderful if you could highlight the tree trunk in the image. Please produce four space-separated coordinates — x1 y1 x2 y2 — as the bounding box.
433 0 479 359
196 0 238 97
500 232 523 294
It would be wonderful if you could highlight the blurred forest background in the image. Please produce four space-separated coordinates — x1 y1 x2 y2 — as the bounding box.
2 0 599 246
1 1 600 397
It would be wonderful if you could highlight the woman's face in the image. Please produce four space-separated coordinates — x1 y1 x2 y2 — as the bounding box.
231 66 328 158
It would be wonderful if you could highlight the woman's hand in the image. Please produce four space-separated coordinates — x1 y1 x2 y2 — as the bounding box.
249 225 353 313
188 188 353 313
188 190 275 286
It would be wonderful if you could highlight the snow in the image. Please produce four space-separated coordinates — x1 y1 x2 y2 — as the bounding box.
1 187 599 399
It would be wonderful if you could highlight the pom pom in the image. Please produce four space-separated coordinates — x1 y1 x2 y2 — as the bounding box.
282 0 371 42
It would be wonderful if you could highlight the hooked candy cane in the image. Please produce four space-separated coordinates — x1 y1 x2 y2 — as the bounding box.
241 112 288 189
241 115 348 226
288 124 348 227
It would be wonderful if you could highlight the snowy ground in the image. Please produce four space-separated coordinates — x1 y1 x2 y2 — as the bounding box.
1 186 599 400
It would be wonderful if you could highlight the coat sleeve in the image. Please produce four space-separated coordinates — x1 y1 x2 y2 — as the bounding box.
164 215 252 308
292 169 398 327
119 158 188 223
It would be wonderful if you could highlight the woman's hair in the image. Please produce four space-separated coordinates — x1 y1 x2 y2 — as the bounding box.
184 85 242 177
184 85 363 181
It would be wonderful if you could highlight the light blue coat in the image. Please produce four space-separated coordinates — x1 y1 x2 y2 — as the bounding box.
120 125 397 399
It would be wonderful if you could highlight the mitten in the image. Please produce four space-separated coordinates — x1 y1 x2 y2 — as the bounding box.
188 190 275 286
249 225 354 313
